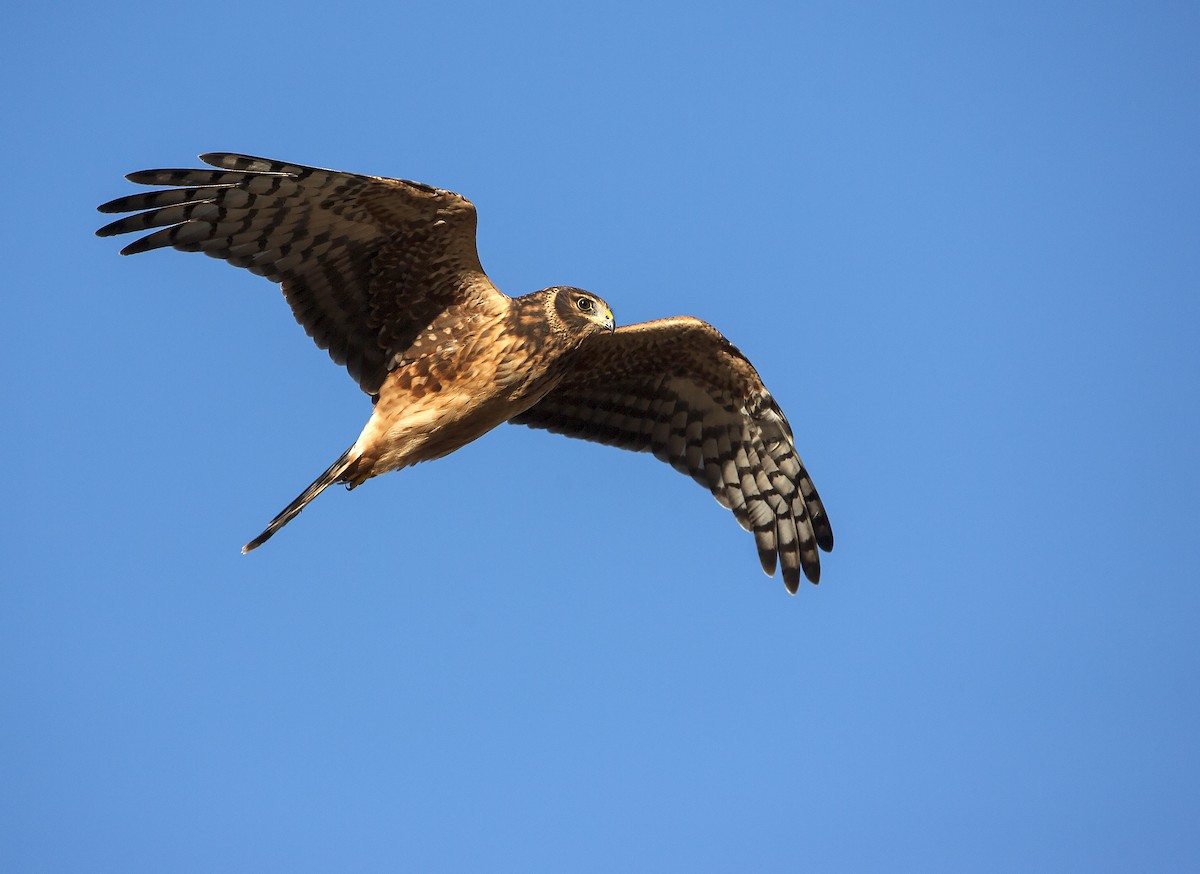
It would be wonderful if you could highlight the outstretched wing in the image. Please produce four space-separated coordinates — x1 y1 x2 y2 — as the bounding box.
97 153 508 394
510 317 833 592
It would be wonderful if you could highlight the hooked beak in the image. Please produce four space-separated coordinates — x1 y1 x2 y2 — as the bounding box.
602 308 615 334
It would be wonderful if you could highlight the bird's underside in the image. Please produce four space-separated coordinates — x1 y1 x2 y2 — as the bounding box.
97 152 833 592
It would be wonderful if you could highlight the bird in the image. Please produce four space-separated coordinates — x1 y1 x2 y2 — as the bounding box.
97 153 833 592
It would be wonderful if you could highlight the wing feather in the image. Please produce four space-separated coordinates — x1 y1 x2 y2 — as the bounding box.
510 316 833 591
97 152 508 394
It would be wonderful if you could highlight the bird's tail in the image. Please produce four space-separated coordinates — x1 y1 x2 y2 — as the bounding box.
241 445 360 554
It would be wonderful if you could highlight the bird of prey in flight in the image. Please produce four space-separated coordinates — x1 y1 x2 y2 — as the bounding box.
97 154 833 592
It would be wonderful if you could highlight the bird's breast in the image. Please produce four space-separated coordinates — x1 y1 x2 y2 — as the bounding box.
359 334 569 475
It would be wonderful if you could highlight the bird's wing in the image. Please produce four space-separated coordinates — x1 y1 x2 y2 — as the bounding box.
97 153 508 394
509 317 833 592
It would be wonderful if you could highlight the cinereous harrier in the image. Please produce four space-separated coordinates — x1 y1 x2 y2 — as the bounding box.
97 154 833 592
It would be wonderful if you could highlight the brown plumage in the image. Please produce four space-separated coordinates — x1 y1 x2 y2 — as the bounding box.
97 153 833 592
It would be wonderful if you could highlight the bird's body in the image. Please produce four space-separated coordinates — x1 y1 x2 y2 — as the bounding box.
348 288 605 481
98 153 833 592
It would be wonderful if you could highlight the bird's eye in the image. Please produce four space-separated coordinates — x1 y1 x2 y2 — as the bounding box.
576 297 594 312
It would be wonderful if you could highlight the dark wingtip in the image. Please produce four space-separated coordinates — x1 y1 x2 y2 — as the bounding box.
96 196 127 215
123 169 168 184
118 236 159 256
95 216 127 238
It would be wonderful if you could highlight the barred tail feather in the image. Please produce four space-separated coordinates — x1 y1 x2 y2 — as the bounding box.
242 445 359 553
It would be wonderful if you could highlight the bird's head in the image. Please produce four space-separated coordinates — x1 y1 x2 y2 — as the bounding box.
546 286 615 337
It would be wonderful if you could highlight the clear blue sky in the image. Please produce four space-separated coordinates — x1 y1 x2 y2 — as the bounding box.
3 1 1198 871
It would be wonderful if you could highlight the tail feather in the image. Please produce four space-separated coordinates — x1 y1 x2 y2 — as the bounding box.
242 445 359 554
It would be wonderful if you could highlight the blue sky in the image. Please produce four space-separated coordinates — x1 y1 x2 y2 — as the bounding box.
3 1 1198 870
